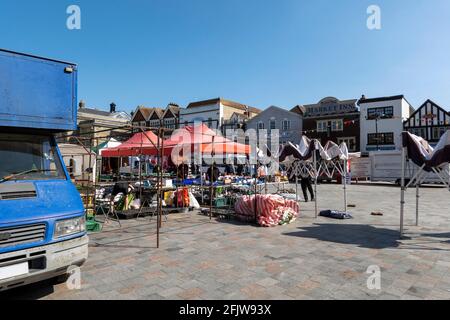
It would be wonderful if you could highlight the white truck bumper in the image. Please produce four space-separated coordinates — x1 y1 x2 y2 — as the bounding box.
0 235 88 292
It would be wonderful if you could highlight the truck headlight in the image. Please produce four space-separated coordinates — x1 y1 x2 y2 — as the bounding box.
54 216 86 239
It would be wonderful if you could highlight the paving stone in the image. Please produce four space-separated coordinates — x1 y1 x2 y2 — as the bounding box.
256 277 280 287
159 286 184 298
3 184 450 300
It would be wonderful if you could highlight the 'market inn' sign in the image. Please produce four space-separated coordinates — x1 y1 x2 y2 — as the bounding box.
303 97 358 117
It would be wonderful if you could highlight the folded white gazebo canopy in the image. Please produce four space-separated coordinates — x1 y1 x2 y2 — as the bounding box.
400 131 450 237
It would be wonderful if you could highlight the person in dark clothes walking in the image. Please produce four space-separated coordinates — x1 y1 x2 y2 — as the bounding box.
301 175 315 202
206 164 220 183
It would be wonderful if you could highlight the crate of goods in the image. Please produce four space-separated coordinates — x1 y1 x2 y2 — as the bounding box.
86 215 102 232
214 197 228 207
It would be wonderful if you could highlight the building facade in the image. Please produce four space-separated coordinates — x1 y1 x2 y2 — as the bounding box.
179 98 260 133
292 97 360 152
131 103 181 136
246 106 303 146
359 95 414 153
130 106 154 131
69 101 131 147
403 99 450 146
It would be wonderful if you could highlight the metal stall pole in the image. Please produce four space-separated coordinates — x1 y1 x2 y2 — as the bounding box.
159 128 165 229
343 158 348 212
156 128 161 248
313 148 318 219
415 182 420 227
400 146 406 238
87 137 93 214
254 165 258 223
209 166 213 220
96 137 102 185
139 130 143 210
414 167 427 228
209 135 215 221
200 166 204 202
265 177 268 195
119 156 123 181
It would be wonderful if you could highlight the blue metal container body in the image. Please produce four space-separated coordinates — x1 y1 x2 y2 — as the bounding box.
0 50 86 256
0 49 77 131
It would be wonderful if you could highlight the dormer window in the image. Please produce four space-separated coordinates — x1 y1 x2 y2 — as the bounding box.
258 122 265 130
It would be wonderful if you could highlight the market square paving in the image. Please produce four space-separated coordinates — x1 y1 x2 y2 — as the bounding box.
3 183 450 300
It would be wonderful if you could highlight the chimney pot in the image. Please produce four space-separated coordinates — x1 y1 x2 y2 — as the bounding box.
110 102 117 113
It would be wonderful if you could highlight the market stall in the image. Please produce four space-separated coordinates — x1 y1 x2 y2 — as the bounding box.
400 131 450 237
278 135 350 218
141 123 251 160
101 131 160 157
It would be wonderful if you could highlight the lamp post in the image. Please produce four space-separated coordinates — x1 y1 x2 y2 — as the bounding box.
375 115 379 151
366 112 385 151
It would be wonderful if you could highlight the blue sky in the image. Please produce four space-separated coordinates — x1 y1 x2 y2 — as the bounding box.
1 0 450 113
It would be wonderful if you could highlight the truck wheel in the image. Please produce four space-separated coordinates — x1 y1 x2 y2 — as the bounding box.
53 273 70 285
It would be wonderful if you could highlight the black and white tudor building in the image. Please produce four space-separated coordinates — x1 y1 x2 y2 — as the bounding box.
404 99 450 146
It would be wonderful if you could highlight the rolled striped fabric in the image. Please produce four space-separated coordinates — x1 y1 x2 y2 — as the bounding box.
235 194 299 227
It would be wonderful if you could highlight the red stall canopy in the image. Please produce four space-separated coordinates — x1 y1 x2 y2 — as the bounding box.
101 124 251 159
101 131 160 157
160 124 250 156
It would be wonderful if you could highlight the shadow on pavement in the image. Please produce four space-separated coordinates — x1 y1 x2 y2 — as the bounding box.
283 223 402 249
0 279 55 300
420 232 450 238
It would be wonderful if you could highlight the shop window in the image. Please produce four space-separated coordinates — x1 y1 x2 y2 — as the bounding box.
331 119 343 132
367 106 394 120
337 137 356 152
433 127 448 140
317 119 343 132
368 132 394 145
317 120 327 132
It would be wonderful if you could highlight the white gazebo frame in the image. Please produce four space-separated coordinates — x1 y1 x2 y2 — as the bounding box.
399 146 450 238
286 141 349 218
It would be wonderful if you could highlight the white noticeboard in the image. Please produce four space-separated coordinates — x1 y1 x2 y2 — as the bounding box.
342 173 352 185
0 262 29 281
350 158 372 178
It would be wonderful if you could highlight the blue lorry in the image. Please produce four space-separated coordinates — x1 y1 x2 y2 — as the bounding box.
0 49 88 291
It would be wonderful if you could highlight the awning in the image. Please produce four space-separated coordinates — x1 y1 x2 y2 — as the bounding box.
101 131 160 157
148 124 250 156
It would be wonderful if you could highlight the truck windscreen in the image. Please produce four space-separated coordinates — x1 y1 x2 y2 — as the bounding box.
0 133 66 182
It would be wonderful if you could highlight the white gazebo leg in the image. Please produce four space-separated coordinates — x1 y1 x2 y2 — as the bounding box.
415 182 419 227
313 151 318 219
343 159 348 212
448 166 450 191
400 147 406 238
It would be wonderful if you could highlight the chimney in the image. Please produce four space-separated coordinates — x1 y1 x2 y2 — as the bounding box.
79 100 86 109
110 102 117 113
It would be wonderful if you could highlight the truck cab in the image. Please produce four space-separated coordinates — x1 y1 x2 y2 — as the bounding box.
0 49 88 291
